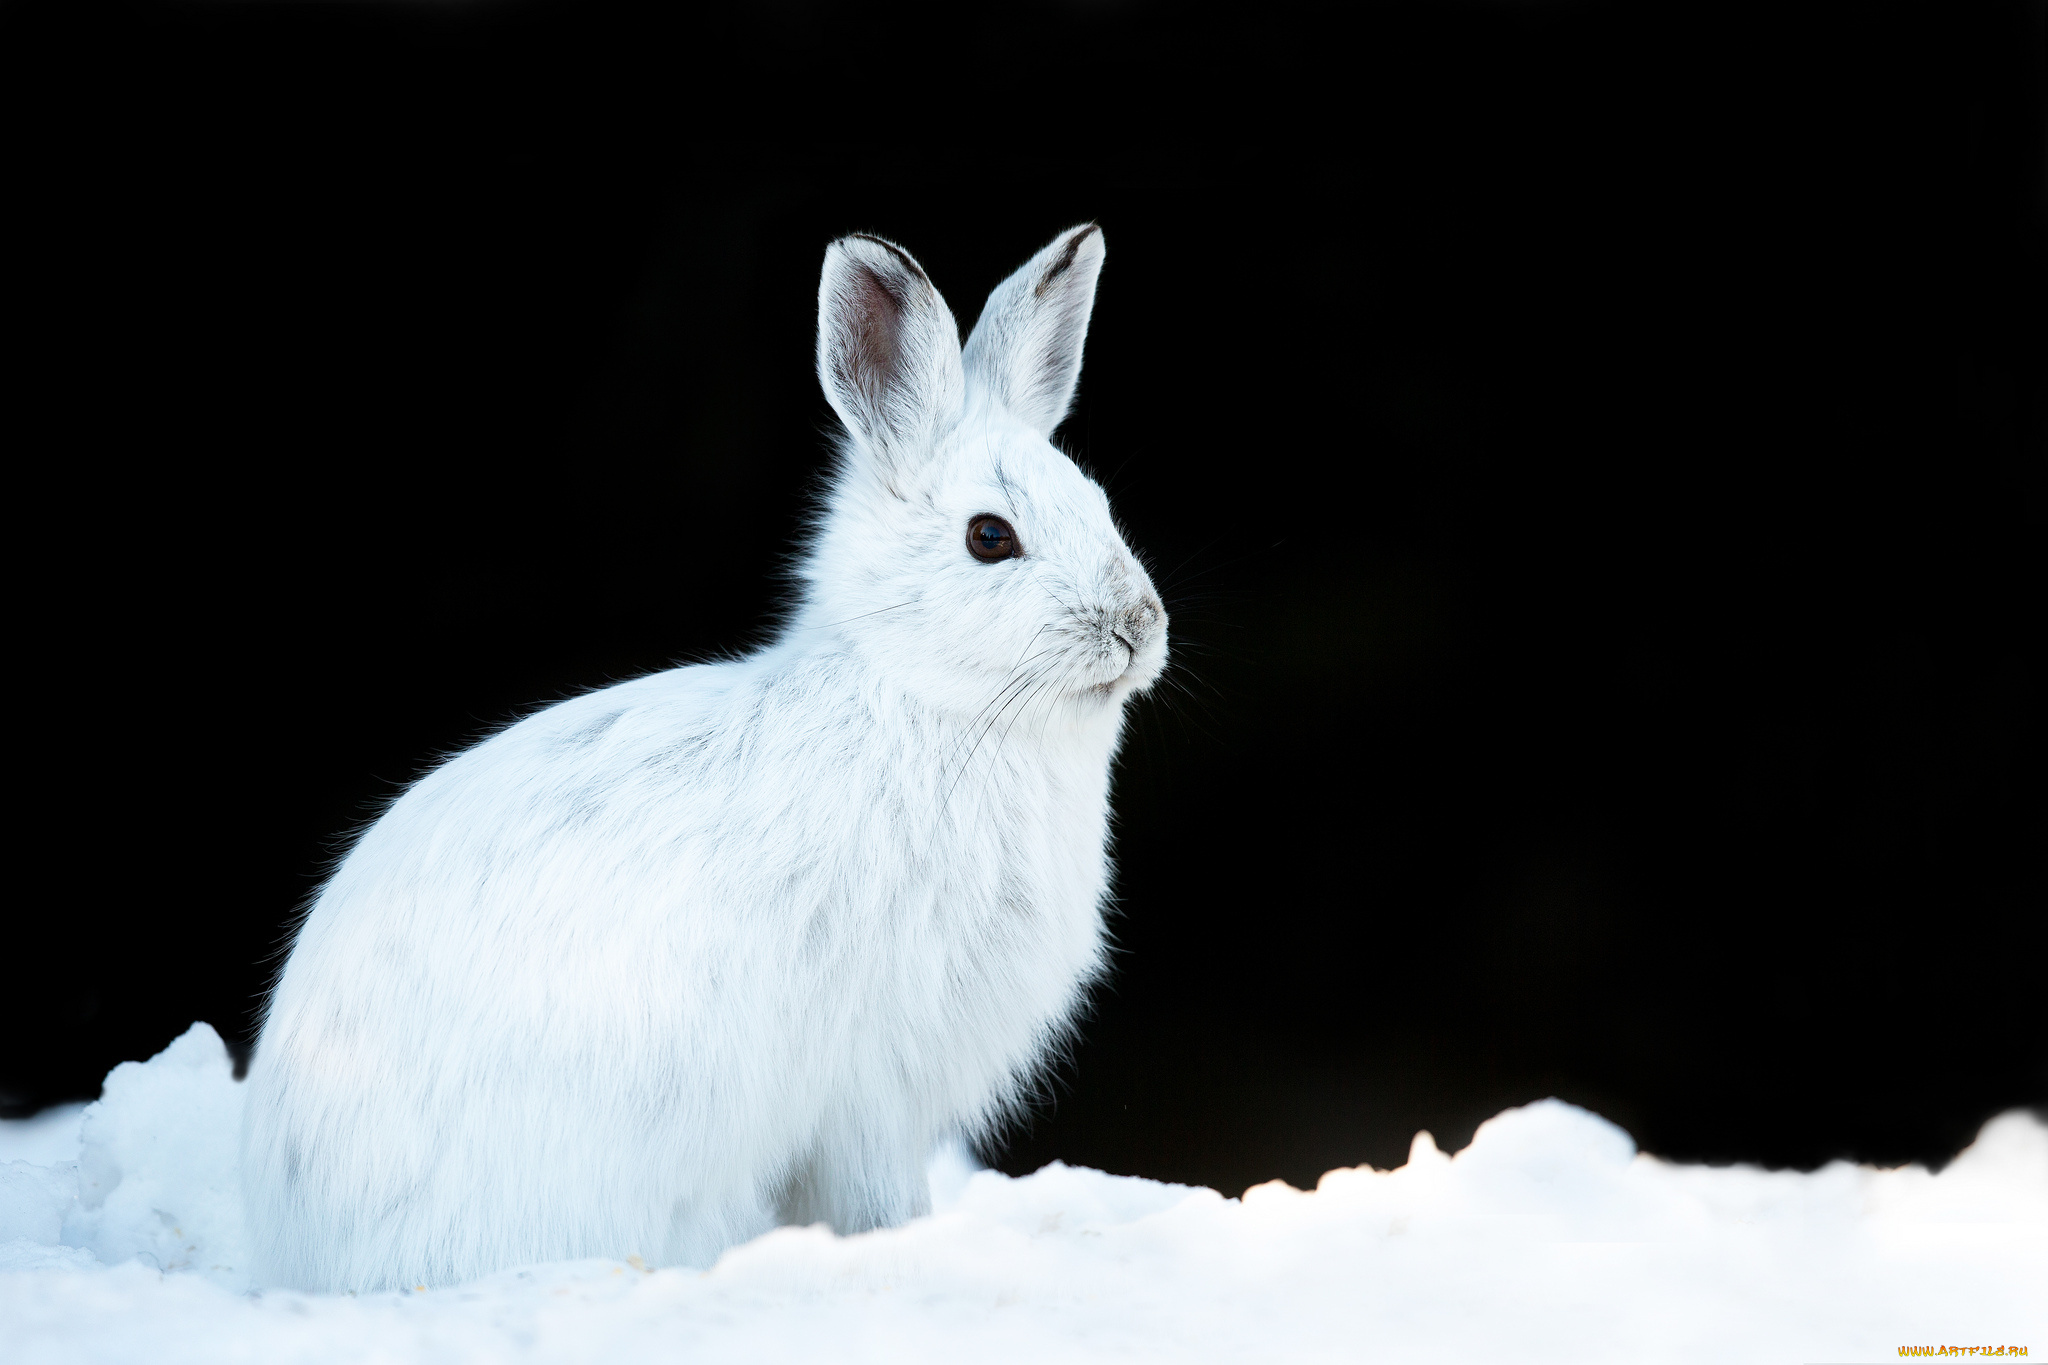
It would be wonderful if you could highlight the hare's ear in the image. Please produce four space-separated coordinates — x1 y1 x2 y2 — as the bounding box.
962 224 1105 439
817 234 965 477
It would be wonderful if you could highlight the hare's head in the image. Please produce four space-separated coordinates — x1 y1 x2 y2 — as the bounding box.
800 225 1166 724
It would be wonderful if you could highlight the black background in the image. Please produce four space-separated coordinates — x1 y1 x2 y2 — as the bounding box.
6 0 2043 1193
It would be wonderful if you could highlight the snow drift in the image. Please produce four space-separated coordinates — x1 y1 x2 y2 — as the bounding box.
3 1024 2043 1363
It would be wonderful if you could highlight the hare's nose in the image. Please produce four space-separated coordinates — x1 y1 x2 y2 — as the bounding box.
1118 599 1164 650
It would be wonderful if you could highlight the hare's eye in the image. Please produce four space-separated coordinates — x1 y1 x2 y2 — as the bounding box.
966 515 1020 563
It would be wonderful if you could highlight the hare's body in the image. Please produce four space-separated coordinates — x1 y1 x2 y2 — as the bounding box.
245 225 1165 1290
245 643 1115 1289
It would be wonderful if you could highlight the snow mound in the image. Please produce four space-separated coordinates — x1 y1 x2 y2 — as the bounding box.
2 1024 2043 1364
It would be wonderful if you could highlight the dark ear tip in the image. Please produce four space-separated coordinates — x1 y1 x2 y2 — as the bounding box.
1036 224 1105 296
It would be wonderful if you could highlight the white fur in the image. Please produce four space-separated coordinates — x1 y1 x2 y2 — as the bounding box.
241 224 1166 1292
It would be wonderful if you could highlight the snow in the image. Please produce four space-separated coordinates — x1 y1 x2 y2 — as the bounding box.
2 1025 2042 1363
0 1105 90 1168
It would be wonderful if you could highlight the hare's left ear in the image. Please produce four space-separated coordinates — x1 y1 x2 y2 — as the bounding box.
818 233 965 477
962 224 1105 438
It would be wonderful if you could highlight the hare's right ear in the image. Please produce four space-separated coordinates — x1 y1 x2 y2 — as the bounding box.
817 234 964 479
961 224 1105 438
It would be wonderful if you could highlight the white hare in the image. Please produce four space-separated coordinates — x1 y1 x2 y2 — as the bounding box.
241 223 1167 1291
